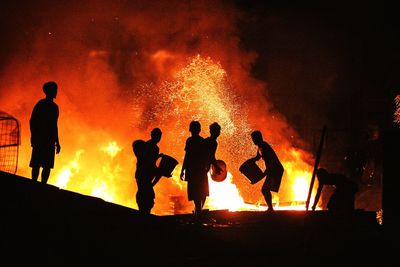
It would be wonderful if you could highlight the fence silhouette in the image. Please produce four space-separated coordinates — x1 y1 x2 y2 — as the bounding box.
0 111 20 174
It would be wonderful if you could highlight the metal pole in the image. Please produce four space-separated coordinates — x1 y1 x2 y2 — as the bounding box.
305 125 327 211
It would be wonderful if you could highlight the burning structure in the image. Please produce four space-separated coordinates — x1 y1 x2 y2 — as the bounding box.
0 1 388 215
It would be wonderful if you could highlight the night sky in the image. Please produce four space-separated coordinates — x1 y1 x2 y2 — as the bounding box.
237 1 399 131
235 1 399 178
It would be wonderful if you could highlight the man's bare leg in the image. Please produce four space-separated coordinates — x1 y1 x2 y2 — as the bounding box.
31 167 40 182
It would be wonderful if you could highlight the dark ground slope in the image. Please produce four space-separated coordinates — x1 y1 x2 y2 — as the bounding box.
0 171 393 266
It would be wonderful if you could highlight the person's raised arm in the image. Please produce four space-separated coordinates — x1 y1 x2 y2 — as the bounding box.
252 149 261 161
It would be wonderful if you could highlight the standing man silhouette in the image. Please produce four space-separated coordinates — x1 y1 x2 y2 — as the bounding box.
251 130 284 212
180 121 209 219
29 81 61 184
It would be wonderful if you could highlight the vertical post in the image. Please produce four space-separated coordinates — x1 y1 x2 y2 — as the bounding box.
305 125 327 211
12 117 20 175
382 128 400 228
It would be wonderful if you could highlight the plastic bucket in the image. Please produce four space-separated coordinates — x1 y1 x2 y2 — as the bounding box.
158 155 178 177
210 160 227 182
239 158 265 184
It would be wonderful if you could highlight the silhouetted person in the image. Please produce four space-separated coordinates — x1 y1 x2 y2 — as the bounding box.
29 81 61 184
180 121 209 219
251 130 284 212
133 128 163 215
312 168 358 212
205 122 222 174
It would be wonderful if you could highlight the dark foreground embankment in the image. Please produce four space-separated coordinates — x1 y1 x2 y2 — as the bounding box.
0 171 393 266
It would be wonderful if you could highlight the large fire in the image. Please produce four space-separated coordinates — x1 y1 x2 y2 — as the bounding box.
0 1 320 215
54 56 317 214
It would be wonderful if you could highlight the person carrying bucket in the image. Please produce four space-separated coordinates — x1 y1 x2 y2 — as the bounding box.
132 128 164 215
250 130 284 212
206 122 228 182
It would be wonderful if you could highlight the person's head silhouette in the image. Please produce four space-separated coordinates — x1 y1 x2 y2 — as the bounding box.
210 122 221 138
43 81 58 99
151 128 162 143
251 130 263 146
189 121 201 135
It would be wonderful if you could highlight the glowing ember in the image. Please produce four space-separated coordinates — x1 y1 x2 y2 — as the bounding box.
394 95 400 126
156 54 247 139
